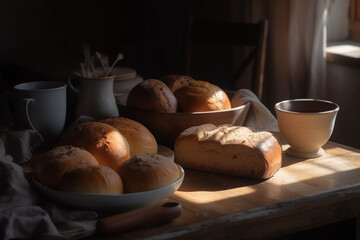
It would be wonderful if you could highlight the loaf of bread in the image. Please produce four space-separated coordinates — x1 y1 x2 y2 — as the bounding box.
34 145 99 188
118 154 181 193
160 74 195 93
100 117 157 157
174 81 231 112
57 165 123 194
57 121 130 173
126 79 177 113
174 124 282 179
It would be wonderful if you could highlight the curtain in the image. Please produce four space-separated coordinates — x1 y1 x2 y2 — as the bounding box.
235 0 331 109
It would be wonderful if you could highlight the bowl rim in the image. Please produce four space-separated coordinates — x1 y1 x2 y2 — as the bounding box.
118 101 250 116
274 98 340 114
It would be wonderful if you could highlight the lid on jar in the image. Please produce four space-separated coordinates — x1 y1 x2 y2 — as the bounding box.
111 67 137 81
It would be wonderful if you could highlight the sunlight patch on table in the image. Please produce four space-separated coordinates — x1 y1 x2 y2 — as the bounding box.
275 156 360 185
174 187 256 204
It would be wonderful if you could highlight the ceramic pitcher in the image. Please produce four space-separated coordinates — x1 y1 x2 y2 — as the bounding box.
68 75 119 119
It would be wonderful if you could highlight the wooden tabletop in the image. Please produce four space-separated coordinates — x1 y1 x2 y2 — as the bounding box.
89 141 360 239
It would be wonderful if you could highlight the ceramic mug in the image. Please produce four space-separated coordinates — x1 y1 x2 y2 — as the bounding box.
10 81 67 146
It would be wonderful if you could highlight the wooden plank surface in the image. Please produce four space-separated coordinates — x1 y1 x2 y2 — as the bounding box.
90 141 360 239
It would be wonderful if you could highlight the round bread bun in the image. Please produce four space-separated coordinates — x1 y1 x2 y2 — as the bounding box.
34 145 99 188
174 81 231 112
57 121 130 173
57 165 123 194
100 117 158 157
160 74 195 93
126 79 177 113
119 154 180 193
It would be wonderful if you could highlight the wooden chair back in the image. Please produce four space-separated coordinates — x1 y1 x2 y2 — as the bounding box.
184 15 268 100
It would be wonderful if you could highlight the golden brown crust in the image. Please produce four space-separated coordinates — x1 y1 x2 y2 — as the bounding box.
100 117 158 157
34 145 99 188
126 79 177 113
174 124 282 179
160 74 195 93
174 81 231 112
57 121 130 173
118 153 180 193
57 165 123 194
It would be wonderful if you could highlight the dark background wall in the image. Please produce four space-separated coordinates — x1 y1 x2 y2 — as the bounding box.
0 0 246 91
0 1 183 87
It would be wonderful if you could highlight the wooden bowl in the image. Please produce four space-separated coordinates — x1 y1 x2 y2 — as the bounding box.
117 93 250 148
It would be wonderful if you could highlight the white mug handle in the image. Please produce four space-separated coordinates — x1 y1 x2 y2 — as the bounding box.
67 76 80 95
22 98 39 134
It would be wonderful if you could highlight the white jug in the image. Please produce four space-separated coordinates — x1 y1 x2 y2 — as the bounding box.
68 75 119 119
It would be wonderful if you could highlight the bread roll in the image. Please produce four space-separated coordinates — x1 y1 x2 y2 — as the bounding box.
174 81 231 112
119 154 180 193
100 117 158 157
34 145 99 188
174 124 282 179
57 165 123 194
126 79 177 113
160 74 195 93
57 122 130 172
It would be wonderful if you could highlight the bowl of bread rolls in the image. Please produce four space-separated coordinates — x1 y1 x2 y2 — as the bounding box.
117 74 251 147
32 117 184 212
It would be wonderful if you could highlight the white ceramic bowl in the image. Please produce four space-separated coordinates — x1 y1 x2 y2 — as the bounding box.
33 165 184 213
32 145 183 213
274 99 339 158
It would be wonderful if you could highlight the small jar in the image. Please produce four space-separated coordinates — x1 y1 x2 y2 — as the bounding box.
112 67 143 105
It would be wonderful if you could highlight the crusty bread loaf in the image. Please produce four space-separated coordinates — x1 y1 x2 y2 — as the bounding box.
174 124 282 179
57 165 123 194
160 74 195 93
118 154 181 193
100 117 158 157
57 121 130 173
34 145 99 188
126 79 177 113
174 81 231 112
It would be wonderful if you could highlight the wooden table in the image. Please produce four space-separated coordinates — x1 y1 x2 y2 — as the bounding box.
90 141 360 239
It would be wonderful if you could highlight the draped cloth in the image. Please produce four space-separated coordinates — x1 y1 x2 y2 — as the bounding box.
0 130 97 240
232 89 279 132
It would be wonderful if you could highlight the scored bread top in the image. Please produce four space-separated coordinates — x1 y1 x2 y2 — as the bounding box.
174 81 231 112
119 153 180 193
100 117 158 156
126 79 177 113
34 145 99 188
160 74 195 93
178 124 273 147
57 121 130 172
